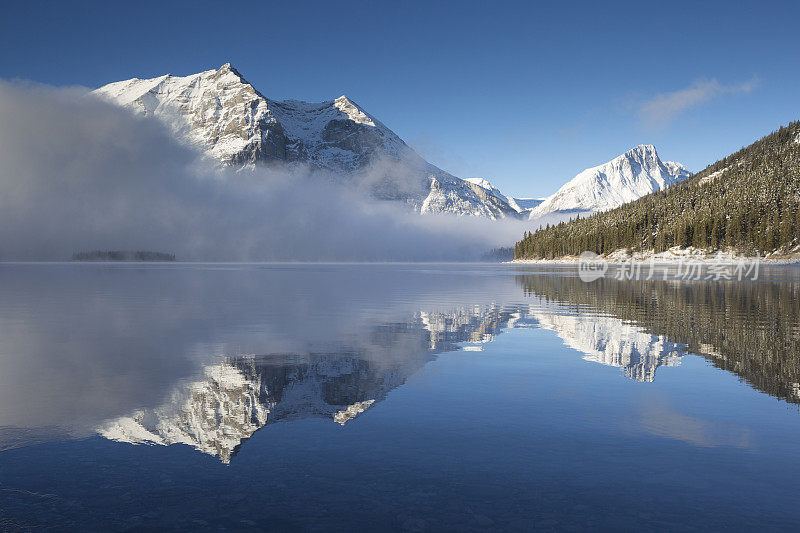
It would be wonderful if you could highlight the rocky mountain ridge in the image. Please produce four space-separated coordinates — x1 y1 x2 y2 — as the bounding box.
94 64 519 219
94 64 689 221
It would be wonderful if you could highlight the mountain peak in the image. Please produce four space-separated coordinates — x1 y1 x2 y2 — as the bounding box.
92 65 529 219
333 95 361 111
214 62 248 82
333 95 375 126
465 177 495 191
529 144 689 220
217 62 240 75
623 144 658 159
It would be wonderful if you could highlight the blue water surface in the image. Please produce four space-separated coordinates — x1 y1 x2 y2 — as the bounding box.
0 263 798 531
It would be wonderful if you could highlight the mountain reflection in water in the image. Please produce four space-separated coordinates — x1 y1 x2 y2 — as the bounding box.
86 267 800 463
98 308 512 463
4 264 800 531
517 273 800 404
1 264 799 462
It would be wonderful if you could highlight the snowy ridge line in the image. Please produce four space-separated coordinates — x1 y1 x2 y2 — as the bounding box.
93 64 690 221
93 64 520 219
528 144 690 222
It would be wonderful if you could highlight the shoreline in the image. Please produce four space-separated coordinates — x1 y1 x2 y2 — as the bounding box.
506 247 800 265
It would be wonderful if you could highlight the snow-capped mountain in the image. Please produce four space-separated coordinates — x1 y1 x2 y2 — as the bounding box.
462 145 688 223
464 177 545 217
93 63 518 219
92 65 689 221
529 144 690 220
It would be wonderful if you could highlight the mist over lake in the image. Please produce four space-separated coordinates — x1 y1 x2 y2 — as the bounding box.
3 1 800 530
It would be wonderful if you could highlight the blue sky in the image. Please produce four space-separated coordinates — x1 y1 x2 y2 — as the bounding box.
2 0 798 197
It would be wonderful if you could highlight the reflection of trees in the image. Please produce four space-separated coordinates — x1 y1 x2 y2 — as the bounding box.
517 275 800 404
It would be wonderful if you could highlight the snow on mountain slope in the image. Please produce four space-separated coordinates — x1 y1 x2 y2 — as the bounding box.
464 177 547 218
464 177 497 191
95 64 285 166
93 64 518 219
465 177 522 211
529 145 690 220
92 65 690 222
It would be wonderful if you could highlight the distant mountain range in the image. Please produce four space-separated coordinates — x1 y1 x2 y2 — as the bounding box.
465 144 689 224
94 63 690 221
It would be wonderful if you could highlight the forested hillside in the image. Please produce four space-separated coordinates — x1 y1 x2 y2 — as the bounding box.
515 122 800 259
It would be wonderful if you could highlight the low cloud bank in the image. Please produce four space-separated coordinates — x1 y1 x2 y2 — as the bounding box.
0 81 530 261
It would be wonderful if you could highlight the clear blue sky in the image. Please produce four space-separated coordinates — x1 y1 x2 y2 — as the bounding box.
2 0 798 197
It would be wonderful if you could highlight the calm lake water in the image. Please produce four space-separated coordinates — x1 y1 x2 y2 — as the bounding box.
1 263 800 531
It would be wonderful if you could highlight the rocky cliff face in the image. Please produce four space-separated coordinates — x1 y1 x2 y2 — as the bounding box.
93 64 520 219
